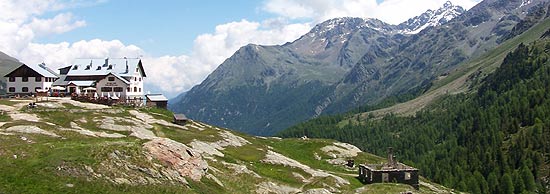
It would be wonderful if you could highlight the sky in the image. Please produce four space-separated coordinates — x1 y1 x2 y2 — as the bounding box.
0 0 481 98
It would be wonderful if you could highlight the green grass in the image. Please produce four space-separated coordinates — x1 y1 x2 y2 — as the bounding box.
268 138 353 174
137 107 173 121
353 152 386 165
0 99 19 106
0 111 11 122
359 183 418 193
251 162 310 187
0 133 191 194
223 144 266 162
158 123 222 144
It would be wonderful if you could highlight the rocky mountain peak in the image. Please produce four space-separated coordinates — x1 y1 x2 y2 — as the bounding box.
397 1 465 34
288 17 393 59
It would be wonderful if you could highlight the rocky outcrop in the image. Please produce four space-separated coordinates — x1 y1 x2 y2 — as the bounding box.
256 182 300 194
2 125 60 137
190 130 251 157
143 138 208 181
321 142 362 158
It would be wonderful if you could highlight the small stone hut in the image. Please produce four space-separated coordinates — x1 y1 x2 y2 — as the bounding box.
173 114 189 125
358 147 419 190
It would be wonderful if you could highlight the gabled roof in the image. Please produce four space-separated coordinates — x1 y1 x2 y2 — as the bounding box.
119 59 146 77
4 63 58 78
105 72 130 84
173 114 188 121
146 94 168 102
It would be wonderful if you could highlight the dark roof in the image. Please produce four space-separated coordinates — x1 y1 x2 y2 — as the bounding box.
4 63 58 78
52 75 69 86
58 65 72 75
173 114 188 121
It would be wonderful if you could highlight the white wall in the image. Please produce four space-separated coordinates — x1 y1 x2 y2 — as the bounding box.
6 77 54 94
96 75 129 97
125 67 145 98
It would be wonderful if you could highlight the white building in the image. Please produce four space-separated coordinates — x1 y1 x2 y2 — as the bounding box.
54 58 147 100
4 63 58 96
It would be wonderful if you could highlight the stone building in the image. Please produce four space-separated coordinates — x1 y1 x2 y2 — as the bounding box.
358 147 419 190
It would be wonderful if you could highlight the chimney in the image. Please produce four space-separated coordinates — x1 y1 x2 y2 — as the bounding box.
124 57 129 73
103 58 109 67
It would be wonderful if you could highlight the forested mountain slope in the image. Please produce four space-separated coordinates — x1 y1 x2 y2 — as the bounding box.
279 31 550 193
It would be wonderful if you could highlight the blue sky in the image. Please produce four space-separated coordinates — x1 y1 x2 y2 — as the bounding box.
36 1 272 56
0 0 480 97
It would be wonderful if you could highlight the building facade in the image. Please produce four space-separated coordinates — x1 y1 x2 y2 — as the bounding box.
4 63 58 96
54 58 146 100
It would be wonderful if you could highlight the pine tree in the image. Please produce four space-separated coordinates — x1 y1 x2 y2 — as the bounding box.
521 164 536 192
487 171 499 194
501 173 514 194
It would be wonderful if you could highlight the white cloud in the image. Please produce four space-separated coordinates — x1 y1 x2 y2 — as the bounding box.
0 0 91 57
26 13 86 36
20 39 143 66
263 0 481 24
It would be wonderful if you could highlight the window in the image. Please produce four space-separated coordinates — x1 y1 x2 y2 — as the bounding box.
22 87 28 92
108 77 115 81
35 87 41 91
127 87 130 92
134 77 137 82
35 77 41 82
133 87 137 92
8 77 15 82
136 67 139 72
22 77 28 82
139 88 141 92
8 87 15 92
114 87 123 92
100 87 113 92
139 78 141 82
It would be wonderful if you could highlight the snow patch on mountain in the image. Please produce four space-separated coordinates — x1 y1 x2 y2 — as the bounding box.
396 1 465 34
520 0 532 7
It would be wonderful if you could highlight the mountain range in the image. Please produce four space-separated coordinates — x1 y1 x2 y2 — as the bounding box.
171 0 550 136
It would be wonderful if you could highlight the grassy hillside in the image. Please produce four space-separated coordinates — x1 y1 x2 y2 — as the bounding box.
0 98 454 193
